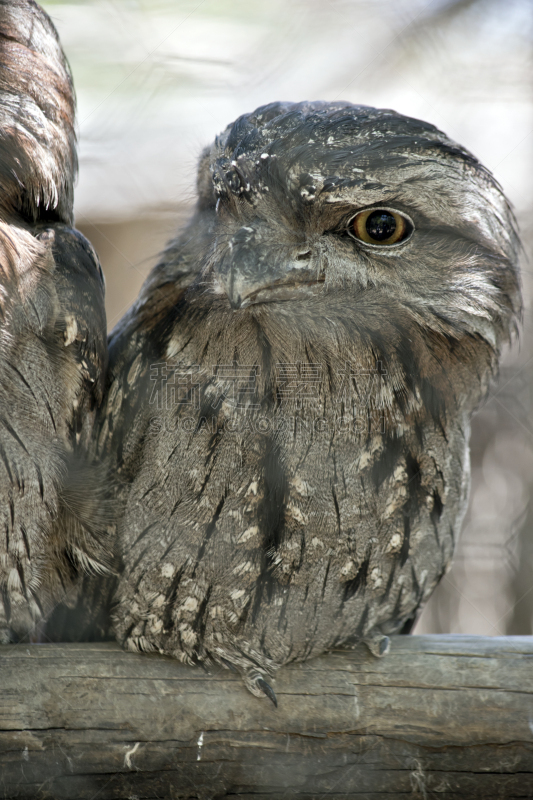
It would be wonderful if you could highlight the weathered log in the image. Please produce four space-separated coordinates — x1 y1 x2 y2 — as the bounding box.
1 635 533 799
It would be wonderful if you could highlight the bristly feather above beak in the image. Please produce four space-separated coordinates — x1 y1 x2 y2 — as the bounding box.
215 223 323 309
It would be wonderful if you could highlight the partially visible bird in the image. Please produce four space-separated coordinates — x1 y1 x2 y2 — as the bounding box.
0 0 111 642
102 101 520 703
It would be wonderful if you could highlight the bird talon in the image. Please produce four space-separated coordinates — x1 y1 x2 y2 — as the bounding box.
363 629 391 658
219 656 238 673
256 677 278 707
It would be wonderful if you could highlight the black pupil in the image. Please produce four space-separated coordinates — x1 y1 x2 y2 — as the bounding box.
366 210 396 241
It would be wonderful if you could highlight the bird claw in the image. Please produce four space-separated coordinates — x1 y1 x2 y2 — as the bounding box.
244 669 278 707
219 656 238 673
363 628 391 658
256 676 278 707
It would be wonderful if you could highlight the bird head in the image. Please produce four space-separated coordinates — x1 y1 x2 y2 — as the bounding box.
194 101 519 354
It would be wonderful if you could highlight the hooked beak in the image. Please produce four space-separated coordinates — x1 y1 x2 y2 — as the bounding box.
215 225 322 310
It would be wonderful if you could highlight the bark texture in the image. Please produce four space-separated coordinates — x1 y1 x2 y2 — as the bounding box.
1 635 533 798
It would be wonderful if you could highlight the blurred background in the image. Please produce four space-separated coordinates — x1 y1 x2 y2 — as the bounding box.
41 0 533 637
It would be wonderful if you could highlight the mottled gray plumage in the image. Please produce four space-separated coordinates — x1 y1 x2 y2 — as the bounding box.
0 0 111 642
101 101 520 699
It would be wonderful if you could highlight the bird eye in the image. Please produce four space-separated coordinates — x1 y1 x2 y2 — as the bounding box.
349 208 412 246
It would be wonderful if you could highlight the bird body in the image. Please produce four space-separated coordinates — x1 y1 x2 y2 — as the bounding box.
109 298 470 683
0 0 110 642
103 102 520 697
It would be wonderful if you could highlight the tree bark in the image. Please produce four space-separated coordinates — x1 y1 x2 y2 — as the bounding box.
1 635 533 799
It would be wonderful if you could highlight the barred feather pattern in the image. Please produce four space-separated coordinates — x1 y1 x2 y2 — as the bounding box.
0 1 111 642
101 103 520 696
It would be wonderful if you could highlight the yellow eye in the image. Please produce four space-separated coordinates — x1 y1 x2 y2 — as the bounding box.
350 208 412 246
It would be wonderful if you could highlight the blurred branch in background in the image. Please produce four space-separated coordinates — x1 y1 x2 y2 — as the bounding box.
41 0 533 637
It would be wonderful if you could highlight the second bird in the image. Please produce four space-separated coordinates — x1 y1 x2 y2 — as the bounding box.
100 101 520 702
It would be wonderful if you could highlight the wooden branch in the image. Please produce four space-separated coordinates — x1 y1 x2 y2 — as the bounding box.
1 635 533 799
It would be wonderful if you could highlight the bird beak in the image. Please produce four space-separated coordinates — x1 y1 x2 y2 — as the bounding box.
215 225 320 309
222 262 251 310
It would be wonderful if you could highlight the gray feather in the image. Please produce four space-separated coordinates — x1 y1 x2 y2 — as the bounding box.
102 102 520 696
